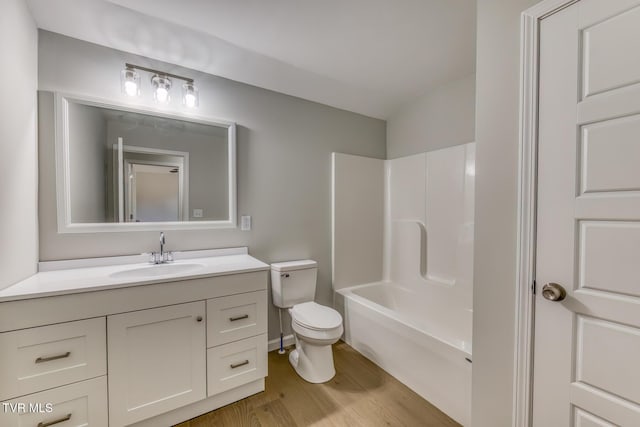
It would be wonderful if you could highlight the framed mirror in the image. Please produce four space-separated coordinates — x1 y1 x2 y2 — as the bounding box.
55 93 236 233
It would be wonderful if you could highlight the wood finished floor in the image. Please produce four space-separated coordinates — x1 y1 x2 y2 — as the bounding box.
175 341 460 427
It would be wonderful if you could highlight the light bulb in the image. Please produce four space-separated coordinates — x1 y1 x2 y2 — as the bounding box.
151 75 172 104
124 80 138 97
121 68 140 97
156 87 169 103
185 93 196 108
182 82 199 108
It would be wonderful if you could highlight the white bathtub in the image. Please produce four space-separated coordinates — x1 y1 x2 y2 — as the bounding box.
336 281 472 426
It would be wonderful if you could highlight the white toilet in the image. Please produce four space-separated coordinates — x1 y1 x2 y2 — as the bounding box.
271 260 343 383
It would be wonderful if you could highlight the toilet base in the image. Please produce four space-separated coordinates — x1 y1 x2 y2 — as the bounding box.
289 336 336 383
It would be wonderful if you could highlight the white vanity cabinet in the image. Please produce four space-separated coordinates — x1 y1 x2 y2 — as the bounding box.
0 251 269 427
107 302 207 426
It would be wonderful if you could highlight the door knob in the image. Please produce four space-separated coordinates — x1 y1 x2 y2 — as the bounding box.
542 283 566 301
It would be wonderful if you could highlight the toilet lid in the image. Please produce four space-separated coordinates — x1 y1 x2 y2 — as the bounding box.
291 302 342 330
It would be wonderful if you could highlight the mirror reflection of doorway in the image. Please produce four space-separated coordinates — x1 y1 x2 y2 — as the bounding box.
112 142 189 222
126 163 181 222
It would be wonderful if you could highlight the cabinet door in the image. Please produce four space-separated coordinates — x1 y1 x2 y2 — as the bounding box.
107 302 206 427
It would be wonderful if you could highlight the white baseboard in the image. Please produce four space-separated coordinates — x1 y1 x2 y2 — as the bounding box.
268 334 295 352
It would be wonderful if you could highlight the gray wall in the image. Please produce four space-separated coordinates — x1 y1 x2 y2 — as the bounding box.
68 103 107 223
386 74 476 158
472 0 540 426
0 0 38 290
37 31 386 341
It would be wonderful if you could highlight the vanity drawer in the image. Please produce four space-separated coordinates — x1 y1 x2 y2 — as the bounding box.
207 290 267 347
0 376 108 427
0 317 106 400
207 334 267 396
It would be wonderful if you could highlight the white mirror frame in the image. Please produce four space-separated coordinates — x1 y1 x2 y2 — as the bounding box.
55 92 237 233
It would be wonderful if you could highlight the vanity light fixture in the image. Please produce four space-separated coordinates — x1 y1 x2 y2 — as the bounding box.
120 63 199 108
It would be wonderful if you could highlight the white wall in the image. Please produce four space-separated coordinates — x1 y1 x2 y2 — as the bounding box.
331 153 384 290
0 0 38 290
472 0 540 426
386 74 476 159
37 31 386 341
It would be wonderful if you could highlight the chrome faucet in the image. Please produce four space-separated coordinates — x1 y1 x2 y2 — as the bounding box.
150 232 173 264
160 232 166 259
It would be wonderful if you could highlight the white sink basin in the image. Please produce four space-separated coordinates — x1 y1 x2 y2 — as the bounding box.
109 263 205 280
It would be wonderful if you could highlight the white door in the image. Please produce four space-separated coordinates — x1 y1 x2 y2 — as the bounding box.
107 302 206 426
533 1 640 426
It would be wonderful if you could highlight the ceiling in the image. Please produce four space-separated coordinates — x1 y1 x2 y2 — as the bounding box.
27 0 476 119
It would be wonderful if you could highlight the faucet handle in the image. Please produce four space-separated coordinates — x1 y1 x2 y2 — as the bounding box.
163 251 174 263
147 252 161 264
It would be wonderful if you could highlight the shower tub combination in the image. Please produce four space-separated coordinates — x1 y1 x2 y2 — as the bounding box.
332 145 475 426
336 281 472 426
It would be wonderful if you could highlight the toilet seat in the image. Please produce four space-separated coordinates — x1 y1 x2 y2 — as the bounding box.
291 302 342 331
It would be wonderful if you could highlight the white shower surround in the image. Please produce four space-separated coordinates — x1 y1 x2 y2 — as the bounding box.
333 143 475 426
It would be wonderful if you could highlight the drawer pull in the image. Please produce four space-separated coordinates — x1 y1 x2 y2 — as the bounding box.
229 314 249 322
35 352 71 363
230 360 250 369
37 413 72 427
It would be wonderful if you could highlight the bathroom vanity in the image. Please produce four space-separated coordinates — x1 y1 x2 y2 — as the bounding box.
0 248 268 427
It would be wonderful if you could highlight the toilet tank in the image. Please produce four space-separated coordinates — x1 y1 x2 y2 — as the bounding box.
271 260 318 308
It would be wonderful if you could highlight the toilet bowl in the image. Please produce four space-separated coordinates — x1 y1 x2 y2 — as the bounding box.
270 260 343 383
288 301 343 383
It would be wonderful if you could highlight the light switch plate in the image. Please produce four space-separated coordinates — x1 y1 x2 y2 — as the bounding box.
240 215 251 231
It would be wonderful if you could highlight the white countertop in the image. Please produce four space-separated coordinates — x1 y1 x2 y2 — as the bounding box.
0 248 269 303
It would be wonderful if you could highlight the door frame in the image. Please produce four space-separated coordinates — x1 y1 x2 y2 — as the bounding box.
515 1 580 426
112 144 190 223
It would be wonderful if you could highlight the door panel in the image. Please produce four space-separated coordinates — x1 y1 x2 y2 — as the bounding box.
581 6 640 98
574 408 617 427
580 222 640 297
581 115 640 193
534 0 640 425
576 316 640 404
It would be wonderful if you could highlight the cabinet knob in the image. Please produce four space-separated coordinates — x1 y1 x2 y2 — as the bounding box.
196 316 203 322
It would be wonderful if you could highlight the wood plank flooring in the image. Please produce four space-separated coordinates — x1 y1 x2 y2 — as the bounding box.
175 341 460 427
